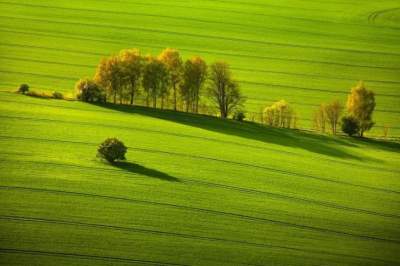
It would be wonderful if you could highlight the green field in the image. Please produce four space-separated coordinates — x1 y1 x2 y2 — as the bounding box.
1 91 400 265
0 0 399 135
1 0 400 265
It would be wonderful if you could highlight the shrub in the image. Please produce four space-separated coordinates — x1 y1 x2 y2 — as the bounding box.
18 84 29 94
26 90 53 99
75 78 106 103
52 91 64 99
341 116 360 137
233 110 245 122
97 138 127 163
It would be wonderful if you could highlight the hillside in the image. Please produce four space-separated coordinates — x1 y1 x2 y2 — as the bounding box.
0 0 399 135
0 92 399 265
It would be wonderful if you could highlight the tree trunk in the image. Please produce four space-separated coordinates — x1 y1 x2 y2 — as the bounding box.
113 90 116 104
130 89 134 105
153 96 157 108
173 84 177 111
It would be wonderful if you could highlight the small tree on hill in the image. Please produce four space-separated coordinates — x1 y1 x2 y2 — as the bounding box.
207 61 244 118
346 81 376 137
75 78 106 103
119 49 143 106
341 116 360 137
325 100 343 135
159 48 183 111
181 56 207 113
97 138 127 163
142 56 170 109
313 103 327 133
263 100 295 128
18 84 29 94
95 55 122 104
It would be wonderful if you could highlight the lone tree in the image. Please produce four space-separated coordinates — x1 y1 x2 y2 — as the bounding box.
142 56 170 108
181 56 207 113
119 49 143 105
97 138 127 163
207 61 244 118
346 81 376 137
18 84 29 94
159 48 183 111
75 78 106 103
341 116 360 137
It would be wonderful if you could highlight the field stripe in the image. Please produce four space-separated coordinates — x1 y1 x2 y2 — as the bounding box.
2 28 399 72
2 55 400 100
0 215 398 264
0 1 351 40
3 146 398 197
2 14 400 59
2 41 400 86
1 186 399 244
0 113 399 174
3 173 400 221
0 247 188 266
95 0 400 32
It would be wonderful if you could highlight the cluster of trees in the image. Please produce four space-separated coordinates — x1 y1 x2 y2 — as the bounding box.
313 82 376 137
262 100 297 128
76 48 245 118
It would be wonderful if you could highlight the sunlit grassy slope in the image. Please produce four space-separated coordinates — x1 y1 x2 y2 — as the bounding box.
0 92 400 265
0 0 399 135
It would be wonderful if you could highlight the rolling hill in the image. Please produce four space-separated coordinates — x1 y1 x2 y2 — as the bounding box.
0 0 399 135
0 91 399 265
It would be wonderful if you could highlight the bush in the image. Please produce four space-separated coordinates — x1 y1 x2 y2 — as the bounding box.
233 110 245 122
18 84 29 94
97 138 127 163
75 78 106 103
26 90 53 99
52 91 64 99
341 116 360 136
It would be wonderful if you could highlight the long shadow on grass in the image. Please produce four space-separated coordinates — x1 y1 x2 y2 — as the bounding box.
113 161 180 182
95 103 369 160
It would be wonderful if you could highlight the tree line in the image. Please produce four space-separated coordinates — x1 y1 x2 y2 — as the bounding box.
74 47 378 138
75 48 245 119
257 81 376 137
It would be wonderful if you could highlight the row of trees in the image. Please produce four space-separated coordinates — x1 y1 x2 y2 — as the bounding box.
75 48 377 137
313 82 376 137
76 48 245 118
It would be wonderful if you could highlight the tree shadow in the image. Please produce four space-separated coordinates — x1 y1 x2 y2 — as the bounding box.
357 137 400 153
112 161 180 182
93 103 378 161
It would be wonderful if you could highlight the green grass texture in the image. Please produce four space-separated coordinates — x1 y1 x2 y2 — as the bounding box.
0 0 399 135
0 91 399 265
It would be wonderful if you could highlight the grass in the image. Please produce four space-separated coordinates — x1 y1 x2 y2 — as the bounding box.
0 0 399 135
0 91 400 265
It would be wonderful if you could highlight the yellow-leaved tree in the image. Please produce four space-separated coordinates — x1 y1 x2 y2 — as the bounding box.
346 81 376 137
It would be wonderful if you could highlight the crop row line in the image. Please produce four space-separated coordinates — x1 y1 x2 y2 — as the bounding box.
2 27 399 73
0 0 393 47
2 42 400 85
95 0 400 32
1 112 399 173
2 67 400 102
1 186 399 244
1 146 400 220
0 215 397 264
0 247 187 266
2 14 400 61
